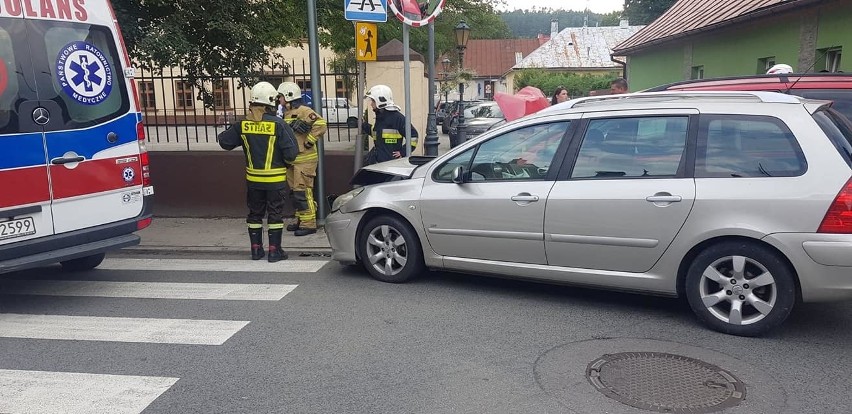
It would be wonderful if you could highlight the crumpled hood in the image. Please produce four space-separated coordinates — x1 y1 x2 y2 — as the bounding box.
351 157 422 186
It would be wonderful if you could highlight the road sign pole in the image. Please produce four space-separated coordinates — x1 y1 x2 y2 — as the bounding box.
403 24 412 158
308 0 326 223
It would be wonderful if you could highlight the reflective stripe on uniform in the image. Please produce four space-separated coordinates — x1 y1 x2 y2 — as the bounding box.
240 135 254 169
246 167 287 176
268 223 285 230
306 134 318 144
294 151 318 163
379 129 403 144
246 174 286 183
247 223 263 229
265 136 275 169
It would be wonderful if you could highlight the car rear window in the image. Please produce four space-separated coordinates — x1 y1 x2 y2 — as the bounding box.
813 108 852 168
789 89 852 123
696 115 807 178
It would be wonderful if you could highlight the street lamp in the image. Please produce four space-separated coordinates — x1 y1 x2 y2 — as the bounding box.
441 57 451 107
454 20 470 148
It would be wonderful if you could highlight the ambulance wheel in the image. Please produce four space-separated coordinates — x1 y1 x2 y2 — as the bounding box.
61 253 106 272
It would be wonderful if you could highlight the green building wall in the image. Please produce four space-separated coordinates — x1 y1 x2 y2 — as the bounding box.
625 1 852 91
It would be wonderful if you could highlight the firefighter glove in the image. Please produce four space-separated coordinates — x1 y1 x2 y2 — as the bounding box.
289 119 312 134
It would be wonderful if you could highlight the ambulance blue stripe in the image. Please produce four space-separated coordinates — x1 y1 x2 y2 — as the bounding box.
44 113 138 160
0 133 48 170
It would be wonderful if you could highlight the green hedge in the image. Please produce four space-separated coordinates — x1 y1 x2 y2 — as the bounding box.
515 70 621 98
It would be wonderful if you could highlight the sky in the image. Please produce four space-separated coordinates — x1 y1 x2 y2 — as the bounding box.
497 0 623 14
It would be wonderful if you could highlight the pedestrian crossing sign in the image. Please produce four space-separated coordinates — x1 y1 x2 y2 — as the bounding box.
356 22 378 61
345 0 387 22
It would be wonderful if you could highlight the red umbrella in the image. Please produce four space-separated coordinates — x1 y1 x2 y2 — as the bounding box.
494 86 550 122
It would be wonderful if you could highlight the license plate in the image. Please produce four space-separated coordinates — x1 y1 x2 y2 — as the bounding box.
0 216 37 241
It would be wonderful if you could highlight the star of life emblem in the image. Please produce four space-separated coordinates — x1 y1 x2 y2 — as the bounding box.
56 41 113 106
122 167 135 182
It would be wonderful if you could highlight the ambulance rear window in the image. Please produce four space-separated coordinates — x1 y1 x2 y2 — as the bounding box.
0 22 21 134
36 22 129 128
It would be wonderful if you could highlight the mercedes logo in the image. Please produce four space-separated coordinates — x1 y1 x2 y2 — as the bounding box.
32 107 50 125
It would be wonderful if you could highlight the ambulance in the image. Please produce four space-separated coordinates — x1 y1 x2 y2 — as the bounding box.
0 0 153 273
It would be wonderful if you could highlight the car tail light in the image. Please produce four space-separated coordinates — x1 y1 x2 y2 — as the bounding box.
818 178 852 233
137 122 151 187
137 217 152 230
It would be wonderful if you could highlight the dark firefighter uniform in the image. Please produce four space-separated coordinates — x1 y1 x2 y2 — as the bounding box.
364 109 419 164
219 110 298 261
283 104 327 234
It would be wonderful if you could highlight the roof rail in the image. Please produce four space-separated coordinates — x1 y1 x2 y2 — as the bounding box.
564 90 802 108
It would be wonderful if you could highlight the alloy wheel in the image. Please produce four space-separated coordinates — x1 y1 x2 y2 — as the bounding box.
698 255 778 326
365 224 409 276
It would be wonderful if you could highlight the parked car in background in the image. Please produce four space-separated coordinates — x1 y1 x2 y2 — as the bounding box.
448 101 505 140
327 91 852 337
321 98 360 128
645 73 852 120
442 100 483 134
436 101 454 126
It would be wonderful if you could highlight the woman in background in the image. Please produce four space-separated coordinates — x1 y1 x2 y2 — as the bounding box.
551 86 569 105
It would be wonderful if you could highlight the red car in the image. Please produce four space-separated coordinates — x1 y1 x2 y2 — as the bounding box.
646 73 852 120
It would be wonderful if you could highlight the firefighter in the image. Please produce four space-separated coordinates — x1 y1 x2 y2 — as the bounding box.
362 84 418 164
277 82 328 236
218 81 299 262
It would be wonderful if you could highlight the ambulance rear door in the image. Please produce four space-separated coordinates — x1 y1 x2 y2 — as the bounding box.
25 6 144 234
0 8 56 246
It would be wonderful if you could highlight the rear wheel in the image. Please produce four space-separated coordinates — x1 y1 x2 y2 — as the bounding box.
61 253 106 272
357 215 424 283
685 241 796 337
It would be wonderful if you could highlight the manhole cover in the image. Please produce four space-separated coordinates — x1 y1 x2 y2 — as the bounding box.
586 352 746 413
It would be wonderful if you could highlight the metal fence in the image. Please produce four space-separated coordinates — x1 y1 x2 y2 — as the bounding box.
135 58 362 151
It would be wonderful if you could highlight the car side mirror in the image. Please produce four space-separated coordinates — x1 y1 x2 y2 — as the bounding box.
451 166 466 184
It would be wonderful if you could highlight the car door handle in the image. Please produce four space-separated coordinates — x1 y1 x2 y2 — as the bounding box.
511 194 540 202
645 195 682 203
51 156 85 164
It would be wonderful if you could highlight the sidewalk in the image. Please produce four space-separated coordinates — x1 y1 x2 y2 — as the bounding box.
128 217 331 255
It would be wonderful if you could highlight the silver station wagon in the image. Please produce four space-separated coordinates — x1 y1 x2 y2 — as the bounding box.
325 91 852 337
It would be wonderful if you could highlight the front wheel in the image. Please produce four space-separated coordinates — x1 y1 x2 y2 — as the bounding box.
684 241 796 337
357 215 424 283
61 253 106 272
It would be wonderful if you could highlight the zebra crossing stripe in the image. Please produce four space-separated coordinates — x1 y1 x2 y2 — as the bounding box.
0 314 248 345
98 258 329 272
0 369 177 414
0 280 298 301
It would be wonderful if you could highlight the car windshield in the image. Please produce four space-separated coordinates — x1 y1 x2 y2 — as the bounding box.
465 103 503 119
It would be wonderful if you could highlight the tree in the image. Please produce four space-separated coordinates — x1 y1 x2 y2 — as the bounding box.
622 0 677 25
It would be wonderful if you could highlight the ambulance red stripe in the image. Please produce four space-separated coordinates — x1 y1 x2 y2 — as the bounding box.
0 168 51 208
49 157 142 200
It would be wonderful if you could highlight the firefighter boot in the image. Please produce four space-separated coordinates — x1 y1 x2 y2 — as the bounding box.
294 227 317 236
249 229 265 261
286 220 300 232
267 229 288 262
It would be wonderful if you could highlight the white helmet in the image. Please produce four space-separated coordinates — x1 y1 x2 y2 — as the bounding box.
249 81 278 107
766 63 794 74
365 84 396 110
277 82 302 102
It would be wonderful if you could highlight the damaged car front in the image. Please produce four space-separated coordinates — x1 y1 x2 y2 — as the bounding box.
325 157 434 264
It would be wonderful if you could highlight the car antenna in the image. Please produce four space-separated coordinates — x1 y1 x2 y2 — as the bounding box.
783 46 838 95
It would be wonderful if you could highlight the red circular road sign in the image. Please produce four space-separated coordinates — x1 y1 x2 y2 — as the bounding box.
388 0 445 27
0 57 8 96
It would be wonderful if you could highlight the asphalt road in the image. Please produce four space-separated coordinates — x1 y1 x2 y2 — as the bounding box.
0 254 850 413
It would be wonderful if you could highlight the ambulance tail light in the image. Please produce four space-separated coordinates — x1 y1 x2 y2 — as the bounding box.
137 122 152 188
137 217 153 230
